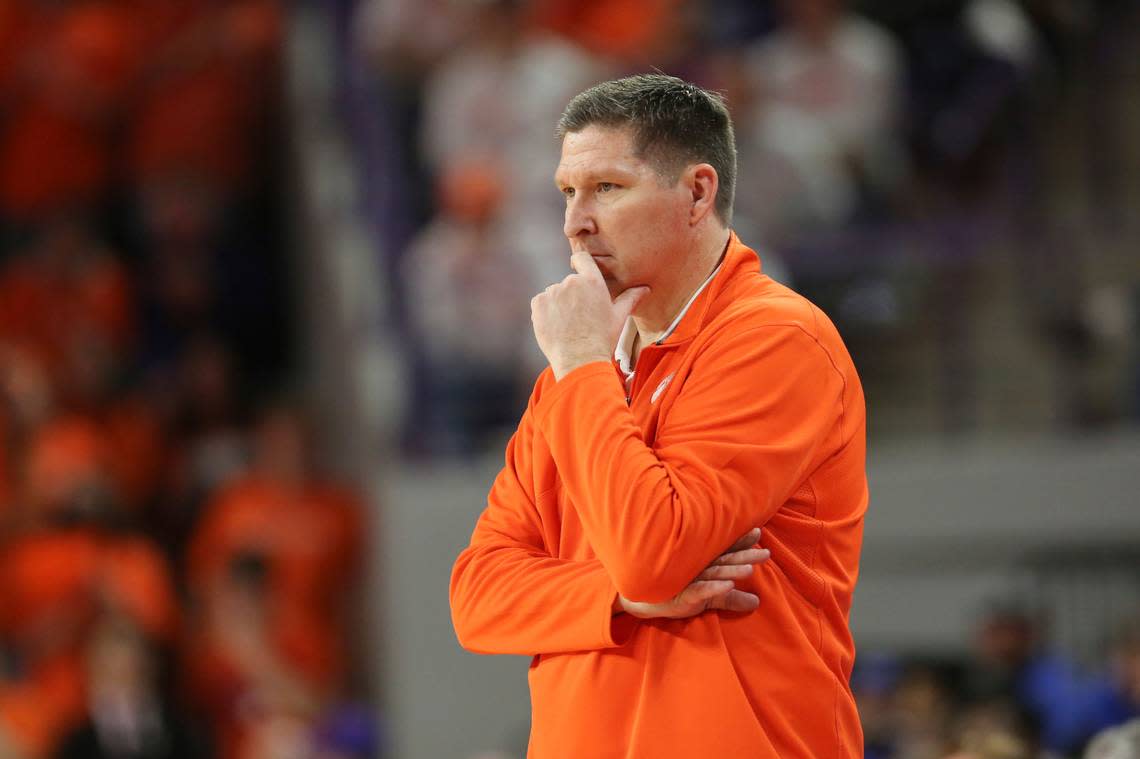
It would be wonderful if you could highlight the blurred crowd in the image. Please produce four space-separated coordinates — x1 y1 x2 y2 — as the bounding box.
338 0 1139 756
3 0 1137 758
0 1 375 758
853 603 1140 759
345 0 1140 454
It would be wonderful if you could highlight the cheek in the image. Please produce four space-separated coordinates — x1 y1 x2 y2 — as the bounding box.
606 193 687 268
638 201 688 251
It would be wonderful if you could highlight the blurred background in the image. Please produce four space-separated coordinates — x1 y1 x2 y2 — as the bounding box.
0 0 1137 758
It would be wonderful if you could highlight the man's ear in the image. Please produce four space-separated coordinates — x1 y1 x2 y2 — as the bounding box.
687 163 719 225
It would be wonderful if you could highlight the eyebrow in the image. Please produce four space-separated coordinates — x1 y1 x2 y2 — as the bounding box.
554 166 637 189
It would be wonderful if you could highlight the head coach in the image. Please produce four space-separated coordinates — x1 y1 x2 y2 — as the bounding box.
449 73 868 758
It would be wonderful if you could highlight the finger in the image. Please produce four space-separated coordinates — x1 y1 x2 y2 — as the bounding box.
707 590 760 613
724 527 762 554
711 548 770 567
613 285 650 318
676 580 735 606
696 563 753 581
569 251 605 281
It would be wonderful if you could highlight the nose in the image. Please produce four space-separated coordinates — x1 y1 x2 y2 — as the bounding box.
563 195 597 241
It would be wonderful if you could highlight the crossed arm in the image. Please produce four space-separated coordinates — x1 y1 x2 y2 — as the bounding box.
615 527 769 620
450 254 842 656
448 425 769 656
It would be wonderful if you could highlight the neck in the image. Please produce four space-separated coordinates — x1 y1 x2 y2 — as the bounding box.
633 226 729 343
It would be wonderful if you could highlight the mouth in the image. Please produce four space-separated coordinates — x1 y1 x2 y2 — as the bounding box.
592 259 617 281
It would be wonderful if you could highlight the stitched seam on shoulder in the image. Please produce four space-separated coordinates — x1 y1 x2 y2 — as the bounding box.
810 305 850 446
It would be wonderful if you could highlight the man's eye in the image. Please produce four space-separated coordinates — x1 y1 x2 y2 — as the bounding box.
562 187 575 199
598 182 616 193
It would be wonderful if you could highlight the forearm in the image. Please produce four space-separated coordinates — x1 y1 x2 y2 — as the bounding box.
449 541 635 655
534 364 755 602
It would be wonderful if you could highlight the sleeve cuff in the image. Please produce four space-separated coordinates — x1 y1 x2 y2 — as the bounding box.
533 361 621 429
603 587 638 648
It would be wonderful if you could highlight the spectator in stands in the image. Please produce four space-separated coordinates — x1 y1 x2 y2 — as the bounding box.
402 158 539 456
0 483 178 759
125 0 281 204
353 0 466 79
962 601 1089 756
0 219 167 523
186 402 364 701
186 550 378 759
21 415 115 527
0 218 133 384
944 698 1040 759
527 0 692 68
2 344 165 535
734 0 905 245
54 614 211 759
419 0 604 288
891 664 956 759
894 0 1041 203
851 652 902 759
1085 615 1140 740
183 550 318 759
0 0 139 224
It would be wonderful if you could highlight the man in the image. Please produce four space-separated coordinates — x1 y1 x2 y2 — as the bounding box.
450 74 868 758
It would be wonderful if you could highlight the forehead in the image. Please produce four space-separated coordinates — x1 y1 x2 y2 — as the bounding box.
555 125 646 183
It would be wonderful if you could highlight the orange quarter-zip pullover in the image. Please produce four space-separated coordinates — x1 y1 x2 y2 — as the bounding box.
450 232 868 758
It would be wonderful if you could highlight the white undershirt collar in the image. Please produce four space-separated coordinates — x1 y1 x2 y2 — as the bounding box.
614 262 722 379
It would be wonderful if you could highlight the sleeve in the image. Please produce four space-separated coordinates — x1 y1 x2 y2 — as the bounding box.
449 386 638 656
532 322 848 604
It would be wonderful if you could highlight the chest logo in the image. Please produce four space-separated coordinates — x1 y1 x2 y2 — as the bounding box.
651 373 675 404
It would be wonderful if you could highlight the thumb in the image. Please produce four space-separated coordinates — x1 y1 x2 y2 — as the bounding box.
613 285 650 318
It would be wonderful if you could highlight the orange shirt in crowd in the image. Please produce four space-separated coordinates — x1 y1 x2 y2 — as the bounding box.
527 0 683 60
13 407 164 525
22 416 109 519
0 1 140 219
0 528 178 758
0 245 133 379
187 474 364 690
126 0 281 190
451 233 868 758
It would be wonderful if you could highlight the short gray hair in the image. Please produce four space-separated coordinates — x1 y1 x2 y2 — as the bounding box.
557 74 737 225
